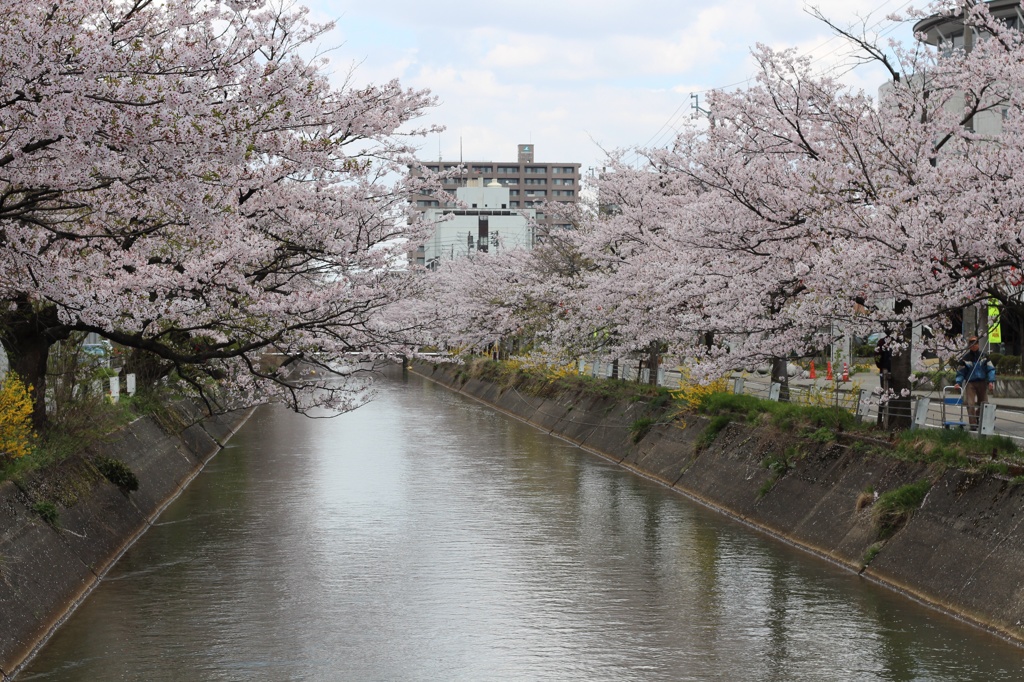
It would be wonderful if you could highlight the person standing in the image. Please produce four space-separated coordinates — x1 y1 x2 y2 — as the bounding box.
954 336 997 429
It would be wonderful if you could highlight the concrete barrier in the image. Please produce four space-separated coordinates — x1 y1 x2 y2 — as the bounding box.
0 406 252 680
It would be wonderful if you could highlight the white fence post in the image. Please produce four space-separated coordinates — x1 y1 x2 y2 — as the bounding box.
856 389 872 422
980 403 998 436
912 397 930 430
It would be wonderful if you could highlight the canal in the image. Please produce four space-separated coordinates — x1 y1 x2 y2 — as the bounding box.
19 371 1024 680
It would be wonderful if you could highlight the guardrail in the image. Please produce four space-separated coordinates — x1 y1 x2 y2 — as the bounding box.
580 359 1018 441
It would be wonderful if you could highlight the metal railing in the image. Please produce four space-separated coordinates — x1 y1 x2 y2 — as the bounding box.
580 359 1018 440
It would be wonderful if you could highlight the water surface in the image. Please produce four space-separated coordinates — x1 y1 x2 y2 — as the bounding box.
20 372 1024 680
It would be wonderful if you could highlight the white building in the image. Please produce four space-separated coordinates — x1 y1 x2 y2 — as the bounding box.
420 178 536 267
912 0 1023 137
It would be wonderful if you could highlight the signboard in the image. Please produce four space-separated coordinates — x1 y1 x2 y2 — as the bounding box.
989 301 1002 344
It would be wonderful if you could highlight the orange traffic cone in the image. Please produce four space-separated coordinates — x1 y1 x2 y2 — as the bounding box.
842 362 849 382
826 361 833 380
809 361 816 379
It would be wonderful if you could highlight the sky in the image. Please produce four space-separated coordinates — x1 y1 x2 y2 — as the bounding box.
302 0 920 173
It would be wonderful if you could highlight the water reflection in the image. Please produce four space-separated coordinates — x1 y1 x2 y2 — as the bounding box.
20 372 1024 681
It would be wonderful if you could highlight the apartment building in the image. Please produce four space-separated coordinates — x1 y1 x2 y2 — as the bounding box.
413 144 582 231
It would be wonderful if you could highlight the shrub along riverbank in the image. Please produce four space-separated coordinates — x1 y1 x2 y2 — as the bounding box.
413 357 1024 645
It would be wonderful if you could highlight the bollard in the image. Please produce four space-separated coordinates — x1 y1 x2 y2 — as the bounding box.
911 397 930 430
980 403 998 436
856 389 872 422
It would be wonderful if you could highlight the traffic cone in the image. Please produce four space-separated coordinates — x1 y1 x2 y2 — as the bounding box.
842 362 849 382
826 361 833 380
809 361 816 379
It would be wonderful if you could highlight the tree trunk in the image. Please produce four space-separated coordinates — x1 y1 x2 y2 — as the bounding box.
0 302 69 429
887 300 914 430
771 356 790 402
647 341 660 386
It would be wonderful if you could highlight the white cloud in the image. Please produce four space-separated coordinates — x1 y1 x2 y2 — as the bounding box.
304 0 920 171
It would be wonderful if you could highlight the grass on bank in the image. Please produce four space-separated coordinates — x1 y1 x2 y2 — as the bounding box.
449 356 1024 473
458 357 674 406
873 479 933 539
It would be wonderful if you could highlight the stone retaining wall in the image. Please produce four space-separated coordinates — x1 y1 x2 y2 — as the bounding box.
413 361 1024 646
0 404 252 680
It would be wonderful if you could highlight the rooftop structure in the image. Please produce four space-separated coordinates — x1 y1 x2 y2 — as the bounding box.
417 178 537 268
412 144 581 231
913 0 1023 49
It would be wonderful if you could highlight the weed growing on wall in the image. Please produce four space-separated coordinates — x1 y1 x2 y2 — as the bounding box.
629 417 656 443
94 456 140 492
32 500 59 527
873 480 932 539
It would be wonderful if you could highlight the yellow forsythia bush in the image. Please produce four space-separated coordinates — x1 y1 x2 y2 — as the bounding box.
672 367 730 410
0 372 35 459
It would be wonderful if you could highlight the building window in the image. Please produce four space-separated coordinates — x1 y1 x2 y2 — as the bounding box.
472 165 493 172
510 190 519 196
497 166 519 174
561 167 576 174
510 201 519 207
524 166 548 174
524 178 545 185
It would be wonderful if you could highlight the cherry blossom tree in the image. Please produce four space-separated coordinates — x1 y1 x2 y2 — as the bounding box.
0 0 439 425
420 0 1024 428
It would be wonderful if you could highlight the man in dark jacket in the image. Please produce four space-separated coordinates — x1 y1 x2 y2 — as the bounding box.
954 336 997 429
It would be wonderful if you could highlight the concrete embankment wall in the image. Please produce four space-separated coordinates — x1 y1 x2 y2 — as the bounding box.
0 403 252 680
413 361 1024 646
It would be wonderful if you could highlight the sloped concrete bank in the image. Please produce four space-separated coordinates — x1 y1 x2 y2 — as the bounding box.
0 403 253 681
412 361 1024 646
